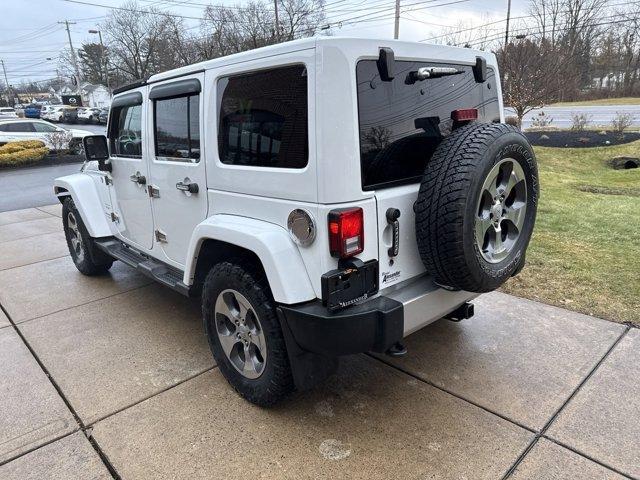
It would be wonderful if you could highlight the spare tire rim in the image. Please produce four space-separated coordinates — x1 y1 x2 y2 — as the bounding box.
475 158 527 263
214 289 267 379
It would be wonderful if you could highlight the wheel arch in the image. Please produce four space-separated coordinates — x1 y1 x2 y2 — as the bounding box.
54 174 112 238
185 215 316 305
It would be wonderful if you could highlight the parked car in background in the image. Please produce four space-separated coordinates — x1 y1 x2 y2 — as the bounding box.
0 118 92 154
24 104 42 118
78 107 101 124
14 104 25 117
0 107 18 119
98 108 108 124
62 107 78 124
40 105 52 120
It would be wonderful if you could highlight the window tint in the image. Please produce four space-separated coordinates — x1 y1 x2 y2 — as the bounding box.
33 122 58 133
357 60 500 189
218 64 308 169
154 94 200 160
0 122 36 132
109 104 142 157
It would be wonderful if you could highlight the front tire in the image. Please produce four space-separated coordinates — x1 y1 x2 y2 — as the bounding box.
62 197 113 275
202 261 294 406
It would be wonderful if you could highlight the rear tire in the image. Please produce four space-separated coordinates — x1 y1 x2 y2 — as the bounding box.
202 261 294 406
62 197 113 276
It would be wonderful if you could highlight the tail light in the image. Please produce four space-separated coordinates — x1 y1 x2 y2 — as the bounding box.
328 207 364 258
451 108 478 122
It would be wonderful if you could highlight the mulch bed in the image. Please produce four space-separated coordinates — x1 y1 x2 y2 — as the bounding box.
525 130 640 148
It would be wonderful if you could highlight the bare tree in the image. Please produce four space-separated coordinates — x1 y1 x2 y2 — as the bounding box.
103 1 172 80
498 38 571 126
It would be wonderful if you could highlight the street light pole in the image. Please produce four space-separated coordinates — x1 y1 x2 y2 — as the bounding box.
89 29 109 93
394 0 401 39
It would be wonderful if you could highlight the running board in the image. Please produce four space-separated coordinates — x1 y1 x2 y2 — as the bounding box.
94 238 190 296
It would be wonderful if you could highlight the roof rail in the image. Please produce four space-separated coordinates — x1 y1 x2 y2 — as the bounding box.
112 79 147 96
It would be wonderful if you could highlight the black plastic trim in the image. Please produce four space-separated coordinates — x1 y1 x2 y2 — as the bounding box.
279 296 404 357
111 91 143 108
149 78 201 99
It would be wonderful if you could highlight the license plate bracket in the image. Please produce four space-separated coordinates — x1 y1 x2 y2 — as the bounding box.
321 259 379 311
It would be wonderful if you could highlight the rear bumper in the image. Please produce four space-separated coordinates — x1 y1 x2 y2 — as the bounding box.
278 275 478 357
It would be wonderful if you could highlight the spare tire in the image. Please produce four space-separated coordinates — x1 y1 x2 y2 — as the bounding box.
414 123 539 292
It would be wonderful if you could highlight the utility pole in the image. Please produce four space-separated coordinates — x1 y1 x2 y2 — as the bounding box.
59 20 82 92
274 0 280 40
394 0 401 39
0 60 12 106
505 0 512 45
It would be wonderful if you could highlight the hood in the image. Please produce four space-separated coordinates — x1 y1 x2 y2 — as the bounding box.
69 129 94 137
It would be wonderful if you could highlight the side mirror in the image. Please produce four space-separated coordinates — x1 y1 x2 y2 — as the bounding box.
82 135 111 172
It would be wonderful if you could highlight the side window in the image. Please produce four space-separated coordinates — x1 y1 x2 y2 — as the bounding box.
154 94 200 161
110 104 142 158
33 122 58 133
4 122 36 133
217 64 308 169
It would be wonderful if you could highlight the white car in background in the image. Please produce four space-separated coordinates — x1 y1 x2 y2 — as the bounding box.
42 105 67 122
0 107 18 119
77 107 101 124
0 118 92 154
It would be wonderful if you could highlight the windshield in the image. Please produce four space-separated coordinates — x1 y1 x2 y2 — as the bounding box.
357 59 500 189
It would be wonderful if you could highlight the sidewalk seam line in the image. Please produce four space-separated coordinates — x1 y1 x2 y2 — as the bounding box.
9 282 153 327
0 430 78 468
367 353 537 434
87 366 217 427
541 435 637 480
0 254 70 273
0 302 121 480
500 325 631 479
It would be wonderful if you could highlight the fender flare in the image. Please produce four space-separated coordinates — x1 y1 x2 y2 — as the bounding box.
54 173 111 238
184 215 316 305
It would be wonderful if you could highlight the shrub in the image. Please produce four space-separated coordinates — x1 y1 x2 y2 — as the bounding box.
571 113 591 132
0 140 47 154
0 140 49 167
45 130 73 155
531 111 553 128
610 112 634 138
505 116 520 128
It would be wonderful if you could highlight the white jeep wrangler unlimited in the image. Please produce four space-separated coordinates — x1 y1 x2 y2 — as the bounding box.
54 38 538 406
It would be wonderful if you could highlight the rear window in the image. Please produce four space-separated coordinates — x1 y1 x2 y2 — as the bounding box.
217 64 308 169
357 60 500 189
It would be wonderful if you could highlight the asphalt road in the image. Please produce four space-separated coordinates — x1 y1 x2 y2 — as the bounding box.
506 105 640 128
0 162 83 212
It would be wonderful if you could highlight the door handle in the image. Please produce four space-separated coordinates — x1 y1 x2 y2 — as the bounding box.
129 172 146 185
176 181 199 194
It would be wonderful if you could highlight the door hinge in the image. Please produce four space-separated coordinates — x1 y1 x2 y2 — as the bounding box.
148 185 160 198
155 230 167 243
105 176 113 186
110 212 120 223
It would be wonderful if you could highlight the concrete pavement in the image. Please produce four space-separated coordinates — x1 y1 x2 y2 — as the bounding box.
0 205 638 479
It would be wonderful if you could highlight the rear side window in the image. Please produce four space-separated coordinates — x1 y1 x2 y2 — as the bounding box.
110 104 142 158
33 122 58 133
357 60 500 189
217 64 308 169
154 94 200 161
0 122 35 132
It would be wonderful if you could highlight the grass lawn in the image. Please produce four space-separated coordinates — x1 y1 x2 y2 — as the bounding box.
550 97 640 106
500 140 640 325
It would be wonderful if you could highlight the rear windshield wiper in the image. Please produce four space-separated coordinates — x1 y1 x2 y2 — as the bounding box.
406 67 463 84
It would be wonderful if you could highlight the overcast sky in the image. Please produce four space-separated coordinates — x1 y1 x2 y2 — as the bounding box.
0 0 527 86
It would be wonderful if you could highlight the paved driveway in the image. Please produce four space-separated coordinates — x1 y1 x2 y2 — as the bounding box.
0 205 638 479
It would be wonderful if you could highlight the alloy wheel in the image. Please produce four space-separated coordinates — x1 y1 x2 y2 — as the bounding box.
475 158 527 263
214 289 267 379
66 211 85 262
